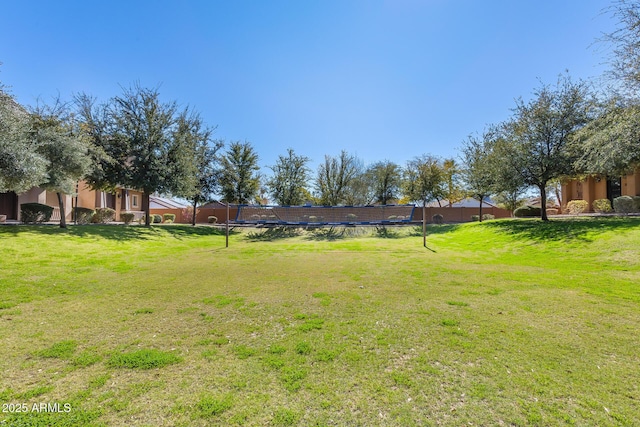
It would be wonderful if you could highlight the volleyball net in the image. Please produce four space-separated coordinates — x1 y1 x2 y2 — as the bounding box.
234 205 415 225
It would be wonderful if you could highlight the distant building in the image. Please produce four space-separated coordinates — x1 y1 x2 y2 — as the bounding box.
562 169 640 212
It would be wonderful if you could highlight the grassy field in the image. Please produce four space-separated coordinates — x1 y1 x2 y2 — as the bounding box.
0 219 639 426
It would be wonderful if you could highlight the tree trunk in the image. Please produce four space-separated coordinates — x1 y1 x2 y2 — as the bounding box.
57 192 67 228
143 192 151 226
478 196 484 222
191 199 198 226
539 185 548 221
554 185 562 210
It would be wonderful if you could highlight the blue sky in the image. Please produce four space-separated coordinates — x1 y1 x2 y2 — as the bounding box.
1 0 617 174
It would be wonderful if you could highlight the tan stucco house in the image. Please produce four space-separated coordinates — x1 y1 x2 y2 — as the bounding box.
561 168 640 212
0 181 145 222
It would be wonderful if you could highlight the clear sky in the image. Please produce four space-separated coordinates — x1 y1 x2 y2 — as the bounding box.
0 0 617 174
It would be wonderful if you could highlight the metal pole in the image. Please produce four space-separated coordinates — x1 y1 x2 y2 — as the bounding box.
226 202 229 248
422 204 426 248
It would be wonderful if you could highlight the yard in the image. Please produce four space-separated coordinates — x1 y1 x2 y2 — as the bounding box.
0 219 639 426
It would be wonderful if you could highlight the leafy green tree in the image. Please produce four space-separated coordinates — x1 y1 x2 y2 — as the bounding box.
266 148 311 206
404 154 445 247
169 109 223 225
574 99 640 177
460 130 497 221
74 93 121 193
489 135 529 215
367 160 402 205
315 151 360 205
602 0 640 92
441 158 464 207
28 100 91 228
77 85 186 226
403 155 445 207
219 141 260 204
506 75 593 220
343 161 372 206
0 89 47 193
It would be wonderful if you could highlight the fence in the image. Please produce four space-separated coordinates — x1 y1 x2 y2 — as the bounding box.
412 206 511 223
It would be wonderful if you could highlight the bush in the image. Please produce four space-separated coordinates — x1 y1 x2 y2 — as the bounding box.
152 214 163 223
432 214 444 224
180 206 198 223
482 214 495 221
513 206 541 218
613 196 636 214
633 196 640 212
566 200 589 215
120 212 135 224
546 208 559 216
163 213 176 223
74 207 95 224
208 216 217 224
471 215 480 221
592 199 612 213
93 207 116 223
20 203 54 223
345 213 357 222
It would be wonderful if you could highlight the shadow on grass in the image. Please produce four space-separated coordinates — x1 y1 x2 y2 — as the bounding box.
407 224 461 236
481 216 640 242
245 227 302 241
304 226 371 241
0 224 231 241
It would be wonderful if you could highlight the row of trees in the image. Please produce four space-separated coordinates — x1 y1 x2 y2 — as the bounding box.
2 1 640 225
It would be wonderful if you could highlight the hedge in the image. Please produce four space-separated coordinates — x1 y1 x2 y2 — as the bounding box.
74 207 95 224
513 206 541 218
20 203 53 223
567 200 588 214
93 208 116 223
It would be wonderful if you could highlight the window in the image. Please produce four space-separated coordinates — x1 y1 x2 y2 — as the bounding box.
132 195 139 208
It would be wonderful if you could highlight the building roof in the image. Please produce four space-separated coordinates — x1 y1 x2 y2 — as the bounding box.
149 196 189 209
200 200 229 208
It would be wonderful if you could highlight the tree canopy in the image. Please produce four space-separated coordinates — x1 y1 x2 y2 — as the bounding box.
0 90 48 193
219 141 260 204
266 148 311 206
504 75 593 220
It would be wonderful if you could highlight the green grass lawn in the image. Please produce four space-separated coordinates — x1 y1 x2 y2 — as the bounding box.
1 219 639 426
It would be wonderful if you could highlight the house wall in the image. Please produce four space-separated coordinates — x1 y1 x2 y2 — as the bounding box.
562 169 640 212
147 207 238 224
622 172 640 196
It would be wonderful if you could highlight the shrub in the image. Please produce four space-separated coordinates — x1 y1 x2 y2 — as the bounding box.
432 214 444 224
471 215 480 221
152 214 163 223
613 195 636 214
120 212 135 224
74 207 95 224
93 207 116 223
566 200 588 214
482 214 495 221
592 199 612 213
163 213 176 223
546 208 558 216
20 203 54 223
633 196 640 212
208 216 218 224
180 206 198 223
345 213 357 222
513 206 541 218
